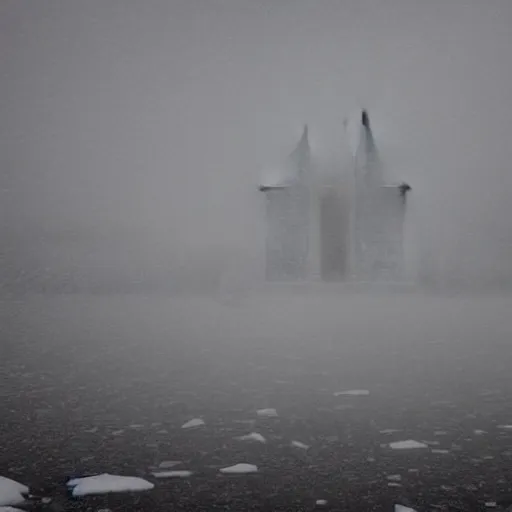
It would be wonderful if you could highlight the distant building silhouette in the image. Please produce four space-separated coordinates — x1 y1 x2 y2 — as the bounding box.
260 126 311 281
351 110 410 281
259 111 411 282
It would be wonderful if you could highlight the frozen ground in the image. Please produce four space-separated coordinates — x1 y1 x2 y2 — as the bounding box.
1 289 512 511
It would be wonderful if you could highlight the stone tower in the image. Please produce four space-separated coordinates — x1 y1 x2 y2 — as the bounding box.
350 110 411 281
259 126 311 281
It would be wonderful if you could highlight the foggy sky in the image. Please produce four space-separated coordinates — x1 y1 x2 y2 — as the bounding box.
2 0 512 291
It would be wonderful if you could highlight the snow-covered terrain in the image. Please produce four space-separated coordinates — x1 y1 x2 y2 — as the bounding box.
2 291 512 511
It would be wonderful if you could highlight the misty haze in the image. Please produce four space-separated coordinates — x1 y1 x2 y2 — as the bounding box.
2 1 512 511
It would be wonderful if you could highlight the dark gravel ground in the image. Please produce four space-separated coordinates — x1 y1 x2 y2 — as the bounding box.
1 291 512 511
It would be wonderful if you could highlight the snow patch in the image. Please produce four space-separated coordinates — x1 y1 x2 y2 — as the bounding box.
181 418 205 429
389 440 428 450
256 408 278 418
219 463 258 474
0 477 28 507
151 471 193 479
236 432 266 443
66 474 154 497
291 440 310 450
157 461 182 469
334 389 370 396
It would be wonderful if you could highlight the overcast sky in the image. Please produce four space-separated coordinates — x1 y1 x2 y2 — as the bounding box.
2 0 512 290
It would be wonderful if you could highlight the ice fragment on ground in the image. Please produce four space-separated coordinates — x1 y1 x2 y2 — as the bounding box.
316 499 327 505
395 506 418 512
181 418 205 429
291 440 310 450
219 463 258 474
334 404 354 410
151 470 193 478
236 432 266 443
157 461 182 469
256 408 278 418
0 476 28 506
389 440 428 450
333 389 370 396
387 474 402 482
66 474 154 497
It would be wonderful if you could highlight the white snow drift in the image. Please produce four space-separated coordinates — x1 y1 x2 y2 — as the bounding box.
0 477 28 507
256 408 278 418
66 474 154 497
151 470 193 479
236 432 266 443
219 463 258 474
334 389 370 396
389 440 428 450
181 418 205 429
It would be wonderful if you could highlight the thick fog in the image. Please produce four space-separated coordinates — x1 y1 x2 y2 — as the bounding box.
2 0 512 293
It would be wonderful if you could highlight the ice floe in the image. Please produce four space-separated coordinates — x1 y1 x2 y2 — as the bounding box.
333 389 370 396
151 470 193 479
497 425 512 430
66 474 154 497
256 408 278 418
474 429 487 435
316 499 327 505
157 461 182 469
431 449 450 454
0 508 26 512
380 429 401 434
219 463 258 474
389 440 429 450
291 440 310 450
0 476 28 507
236 432 266 443
181 418 205 429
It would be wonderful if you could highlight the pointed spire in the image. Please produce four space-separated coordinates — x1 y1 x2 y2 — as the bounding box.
361 109 370 129
289 124 310 177
301 123 308 142
355 109 381 186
